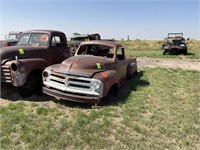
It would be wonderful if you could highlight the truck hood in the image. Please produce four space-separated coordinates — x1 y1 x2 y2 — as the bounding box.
0 45 47 65
50 55 115 78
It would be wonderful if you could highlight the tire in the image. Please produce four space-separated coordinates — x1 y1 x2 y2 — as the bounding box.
127 68 132 80
183 49 187 55
18 73 42 98
163 49 166 55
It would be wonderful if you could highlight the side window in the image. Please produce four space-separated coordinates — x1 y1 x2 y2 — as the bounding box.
51 36 62 47
117 47 125 60
18 33 31 45
104 47 114 58
77 45 87 55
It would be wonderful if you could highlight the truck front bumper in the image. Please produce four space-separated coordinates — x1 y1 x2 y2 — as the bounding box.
43 87 100 104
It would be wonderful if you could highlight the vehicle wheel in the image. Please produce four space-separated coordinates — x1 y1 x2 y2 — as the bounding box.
18 73 42 98
183 49 187 55
162 49 166 55
127 68 132 80
109 84 118 97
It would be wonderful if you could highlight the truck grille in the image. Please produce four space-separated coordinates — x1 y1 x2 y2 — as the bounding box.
1 65 12 83
49 72 91 90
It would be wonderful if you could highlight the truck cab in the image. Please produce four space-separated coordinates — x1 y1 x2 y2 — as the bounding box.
1 30 70 97
68 33 101 56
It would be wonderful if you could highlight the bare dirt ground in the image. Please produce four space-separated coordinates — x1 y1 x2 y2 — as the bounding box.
0 57 199 106
137 57 200 71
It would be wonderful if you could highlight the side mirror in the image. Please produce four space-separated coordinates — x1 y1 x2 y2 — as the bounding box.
187 38 190 41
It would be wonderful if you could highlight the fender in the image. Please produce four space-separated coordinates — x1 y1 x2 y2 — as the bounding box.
127 60 137 79
93 70 120 97
5 58 47 86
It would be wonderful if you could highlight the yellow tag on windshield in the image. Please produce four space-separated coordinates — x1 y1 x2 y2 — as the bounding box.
18 48 24 55
96 63 101 69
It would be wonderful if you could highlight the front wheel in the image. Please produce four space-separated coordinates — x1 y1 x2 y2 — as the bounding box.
162 49 167 55
183 49 187 55
18 73 42 98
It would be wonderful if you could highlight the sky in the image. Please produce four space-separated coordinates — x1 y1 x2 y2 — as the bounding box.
0 0 199 40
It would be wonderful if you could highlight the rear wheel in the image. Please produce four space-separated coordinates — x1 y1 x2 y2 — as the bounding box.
18 73 42 98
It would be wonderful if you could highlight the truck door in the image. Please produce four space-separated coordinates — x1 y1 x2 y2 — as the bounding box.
50 35 69 64
116 47 127 86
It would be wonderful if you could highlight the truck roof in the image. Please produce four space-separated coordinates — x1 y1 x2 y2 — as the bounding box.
71 34 89 39
168 33 183 38
79 40 122 48
70 33 100 39
9 31 23 34
22 30 65 35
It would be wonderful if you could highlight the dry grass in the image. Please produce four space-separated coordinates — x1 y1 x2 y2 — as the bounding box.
118 39 200 59
0 68 199 149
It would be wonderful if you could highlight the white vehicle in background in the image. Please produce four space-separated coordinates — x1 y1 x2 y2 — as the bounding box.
0 31 23 48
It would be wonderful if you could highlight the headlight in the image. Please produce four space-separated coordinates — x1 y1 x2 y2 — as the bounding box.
11 63 18 71
180 44 185 46
42 70 49 80
92 81 101 90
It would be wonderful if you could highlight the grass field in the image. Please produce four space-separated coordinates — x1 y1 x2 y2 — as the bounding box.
118 39 200 59
0 68 199 149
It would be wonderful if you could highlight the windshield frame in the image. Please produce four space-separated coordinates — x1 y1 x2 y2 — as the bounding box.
17 33 49 46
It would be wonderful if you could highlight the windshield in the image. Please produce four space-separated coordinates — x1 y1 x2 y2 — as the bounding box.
77 44 114 58
8 34 18 40
18 33 49 46
168 33 183 38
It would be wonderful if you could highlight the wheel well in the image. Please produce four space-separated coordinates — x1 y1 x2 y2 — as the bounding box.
29 69 43 79
109 83 118 96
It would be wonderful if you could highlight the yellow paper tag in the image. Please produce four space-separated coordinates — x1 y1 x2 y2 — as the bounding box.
96 63 101 69
18 48 24 55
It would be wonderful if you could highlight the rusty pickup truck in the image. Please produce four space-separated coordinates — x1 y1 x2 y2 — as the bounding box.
0 31 23 48
42 40 137 104
1 30 70 97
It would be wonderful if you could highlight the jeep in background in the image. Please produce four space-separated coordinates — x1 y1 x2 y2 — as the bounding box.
1 30 70 97
0 31 23 48
68 33 101 56
162 33 189 55
42 40 137 105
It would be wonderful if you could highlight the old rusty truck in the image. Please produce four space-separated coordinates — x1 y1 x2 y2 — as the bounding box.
1 30 70 97
162 33 189 55
68 33 101 56
0 31 23 48
42 40 138 104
